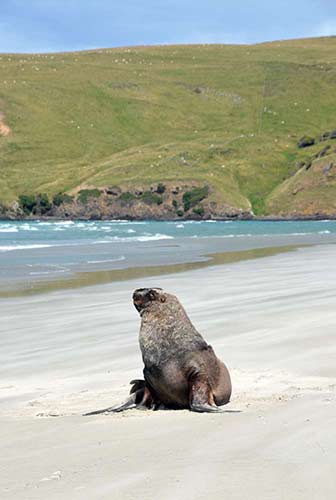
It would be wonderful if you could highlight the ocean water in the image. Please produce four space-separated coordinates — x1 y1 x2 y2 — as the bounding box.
1 219 336 291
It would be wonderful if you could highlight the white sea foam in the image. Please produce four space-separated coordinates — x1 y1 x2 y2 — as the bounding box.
111 221 146 225
0 244 52 252
205 219 233 223
189 230 335 239
54 221 75 226
21 224 38 231
180 220 202 225
191 233 253 238
0 227 18 232
136 233 174 242
286 231 331 236
91 233 174 243
87 256 126 264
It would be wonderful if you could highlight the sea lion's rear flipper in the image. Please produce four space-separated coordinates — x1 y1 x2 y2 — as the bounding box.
189 374 225 413
83 380 154 416
83 393 138 416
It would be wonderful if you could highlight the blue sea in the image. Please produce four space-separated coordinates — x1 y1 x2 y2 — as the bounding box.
1 219 336 292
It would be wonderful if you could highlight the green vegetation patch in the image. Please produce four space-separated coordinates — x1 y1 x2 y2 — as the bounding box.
141 191 163 205
78 189 101 204
18 193 51 215
19 194 37 215
119 191 136 204
182 186 209 212
53 192 73 206
192 205 205 216
249 193 266 215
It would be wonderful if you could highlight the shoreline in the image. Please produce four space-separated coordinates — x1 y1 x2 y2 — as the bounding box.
2 220 336 298
2 215 336 221
0 244 302 298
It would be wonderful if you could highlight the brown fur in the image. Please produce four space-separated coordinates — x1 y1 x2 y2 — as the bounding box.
135 288 232 412
84 287 231 415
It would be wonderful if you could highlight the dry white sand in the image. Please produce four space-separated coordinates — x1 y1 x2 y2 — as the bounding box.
1 244 336 499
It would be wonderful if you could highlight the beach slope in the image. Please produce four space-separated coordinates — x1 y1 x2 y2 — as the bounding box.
1 244 335 499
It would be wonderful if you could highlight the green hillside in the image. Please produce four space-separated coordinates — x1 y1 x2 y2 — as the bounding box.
1 37 336 218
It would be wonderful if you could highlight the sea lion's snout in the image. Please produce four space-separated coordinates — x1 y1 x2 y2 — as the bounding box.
132 288 150 309
133 287 164 312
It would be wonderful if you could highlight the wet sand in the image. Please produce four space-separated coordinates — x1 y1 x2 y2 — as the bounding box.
1 244 336 499
1 244 300 298
2 228 336 297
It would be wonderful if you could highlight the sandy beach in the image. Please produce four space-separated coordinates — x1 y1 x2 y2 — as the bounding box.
1 243 336 499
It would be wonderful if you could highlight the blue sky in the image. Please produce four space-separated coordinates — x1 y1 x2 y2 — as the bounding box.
1 0 336 53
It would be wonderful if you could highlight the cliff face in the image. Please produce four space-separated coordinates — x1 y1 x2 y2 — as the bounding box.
3 153 336 220
51 196 250 220
0 182 251 220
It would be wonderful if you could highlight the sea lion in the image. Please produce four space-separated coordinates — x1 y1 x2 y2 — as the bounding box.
84 287 231 415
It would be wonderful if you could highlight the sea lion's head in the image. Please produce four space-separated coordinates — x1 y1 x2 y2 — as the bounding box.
133 287 167 314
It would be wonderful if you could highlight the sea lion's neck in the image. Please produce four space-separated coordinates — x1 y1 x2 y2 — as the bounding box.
139 304 206 366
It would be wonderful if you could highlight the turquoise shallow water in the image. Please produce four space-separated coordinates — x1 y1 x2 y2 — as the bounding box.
1 219 336 290
1 219 336 248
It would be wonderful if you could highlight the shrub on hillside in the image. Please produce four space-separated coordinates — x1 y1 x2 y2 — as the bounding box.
53 192 73 206
193 205 205 217
119 192 136 203
141 191 163 205
297 136 315 148
78 189 101 204
182 186 209 212
18 193 51 215
18 194 37 214
37 193 51 214
157 183 166 194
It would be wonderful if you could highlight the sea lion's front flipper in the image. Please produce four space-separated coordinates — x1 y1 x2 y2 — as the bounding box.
190 402 226 413
189 374 225 413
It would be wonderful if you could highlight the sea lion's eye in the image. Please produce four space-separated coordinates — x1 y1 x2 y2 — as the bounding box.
160 296 166 303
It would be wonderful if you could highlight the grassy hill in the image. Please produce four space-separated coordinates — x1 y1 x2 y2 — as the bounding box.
1 37 336 218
